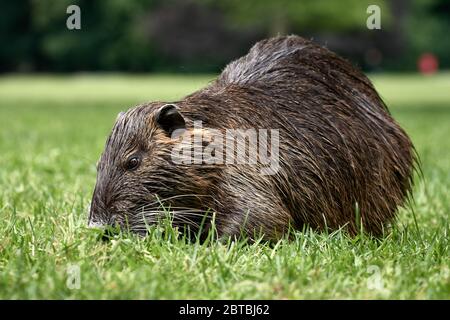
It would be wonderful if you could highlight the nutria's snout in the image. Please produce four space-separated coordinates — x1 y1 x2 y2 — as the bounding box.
87 203 123 241
89 35 417 240
87 199 118 229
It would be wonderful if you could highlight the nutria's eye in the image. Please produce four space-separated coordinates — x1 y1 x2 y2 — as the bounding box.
125 156 140 171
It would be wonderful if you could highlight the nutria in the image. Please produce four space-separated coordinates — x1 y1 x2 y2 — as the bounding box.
88 35 416 239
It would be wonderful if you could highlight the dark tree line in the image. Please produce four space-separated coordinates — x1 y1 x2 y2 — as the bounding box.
0 0 448 73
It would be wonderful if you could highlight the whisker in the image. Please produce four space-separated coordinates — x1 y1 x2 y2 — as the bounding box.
135 194 216 212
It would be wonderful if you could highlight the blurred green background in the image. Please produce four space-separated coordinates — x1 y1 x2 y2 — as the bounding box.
1 0 449 73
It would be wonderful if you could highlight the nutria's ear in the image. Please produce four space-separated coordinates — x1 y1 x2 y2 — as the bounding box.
155 104 186 138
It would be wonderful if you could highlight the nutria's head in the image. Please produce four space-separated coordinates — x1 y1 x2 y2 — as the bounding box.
88 103 218 236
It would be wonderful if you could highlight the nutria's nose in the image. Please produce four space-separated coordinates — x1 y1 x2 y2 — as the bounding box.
87 210 107 229
87 199 107 229
88 219 106 229
87 214 120 241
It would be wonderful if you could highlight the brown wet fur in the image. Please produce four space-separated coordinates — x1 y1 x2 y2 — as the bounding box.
89 35 417 239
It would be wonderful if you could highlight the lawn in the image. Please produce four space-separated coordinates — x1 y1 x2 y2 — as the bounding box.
0 73 448 299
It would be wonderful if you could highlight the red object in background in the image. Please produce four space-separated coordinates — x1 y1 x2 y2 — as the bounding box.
418 53 439 75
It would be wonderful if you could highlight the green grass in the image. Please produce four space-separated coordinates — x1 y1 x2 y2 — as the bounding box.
0 73 448 299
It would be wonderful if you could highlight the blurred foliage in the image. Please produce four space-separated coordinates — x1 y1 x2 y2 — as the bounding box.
210 0 392 34
404 0 450 70
0 0 448 72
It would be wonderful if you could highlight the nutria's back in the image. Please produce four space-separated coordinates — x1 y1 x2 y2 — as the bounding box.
89 35 416 239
